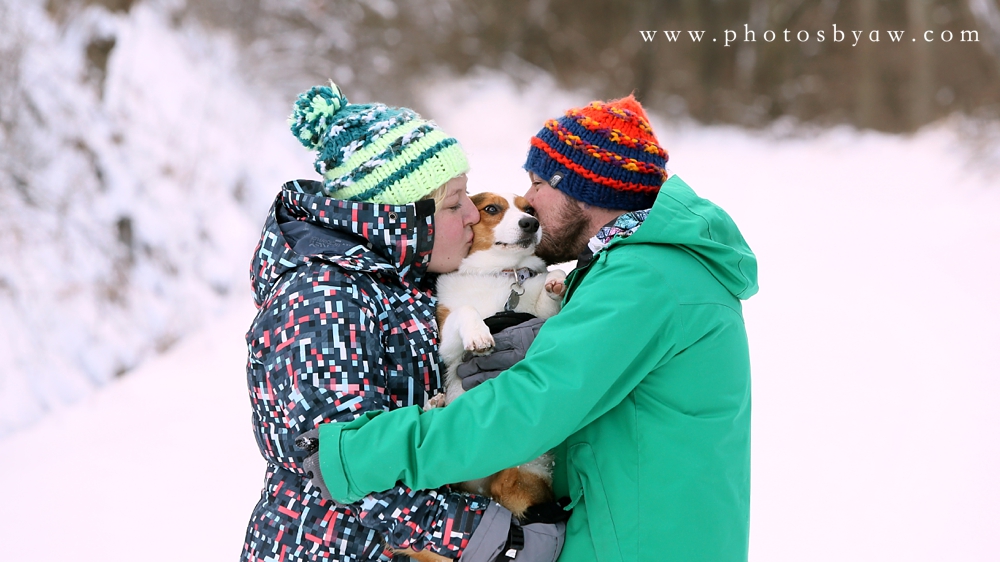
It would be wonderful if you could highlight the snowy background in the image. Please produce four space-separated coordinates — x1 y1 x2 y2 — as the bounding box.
1 1 998 561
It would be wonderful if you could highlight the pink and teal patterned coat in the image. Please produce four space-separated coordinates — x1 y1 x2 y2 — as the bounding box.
241 179 488 561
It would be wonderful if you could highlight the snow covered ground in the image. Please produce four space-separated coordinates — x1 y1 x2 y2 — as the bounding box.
0 297 264 560
2 33 999 562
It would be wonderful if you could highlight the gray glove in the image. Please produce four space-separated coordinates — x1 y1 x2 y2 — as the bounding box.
295 429 336 502
461 501 566 562
456 317 546 391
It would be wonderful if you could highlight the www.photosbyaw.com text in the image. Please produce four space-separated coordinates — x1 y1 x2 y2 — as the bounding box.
640 26 980 47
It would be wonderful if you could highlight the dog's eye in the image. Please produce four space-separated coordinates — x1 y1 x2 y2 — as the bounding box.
483 205 500 215
523 206 536 216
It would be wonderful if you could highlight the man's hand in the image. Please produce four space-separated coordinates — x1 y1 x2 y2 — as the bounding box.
455 317 546 391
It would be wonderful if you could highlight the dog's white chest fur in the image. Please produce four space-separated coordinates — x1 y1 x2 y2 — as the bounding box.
436 256 564 402
434 193 566 404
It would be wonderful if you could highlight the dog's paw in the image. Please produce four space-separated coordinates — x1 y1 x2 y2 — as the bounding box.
545 279 565 298
462 326 495 355
544 270 567 299
423 393 448 411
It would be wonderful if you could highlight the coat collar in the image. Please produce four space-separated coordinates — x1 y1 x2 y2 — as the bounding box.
250 180 435 306
575 209 651 266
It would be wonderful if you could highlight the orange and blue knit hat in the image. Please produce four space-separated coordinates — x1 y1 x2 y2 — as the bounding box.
524 94 668 211
289 82 469 205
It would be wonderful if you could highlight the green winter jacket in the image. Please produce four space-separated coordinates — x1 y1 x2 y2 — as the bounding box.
319 174 758 561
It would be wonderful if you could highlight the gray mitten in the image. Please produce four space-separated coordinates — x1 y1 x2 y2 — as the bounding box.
295 429 336 502
460 501 566 562
455 317 546 391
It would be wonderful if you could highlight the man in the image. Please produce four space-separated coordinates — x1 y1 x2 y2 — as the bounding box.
311 94 758 561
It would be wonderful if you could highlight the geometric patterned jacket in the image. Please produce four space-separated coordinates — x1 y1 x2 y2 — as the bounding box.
241 180 489 561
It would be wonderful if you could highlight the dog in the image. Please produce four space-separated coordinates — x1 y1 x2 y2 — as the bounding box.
435 191 564 509
436 191 565 395
397 192 565 562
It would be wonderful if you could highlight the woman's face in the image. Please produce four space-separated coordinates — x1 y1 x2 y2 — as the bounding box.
427 175 480 273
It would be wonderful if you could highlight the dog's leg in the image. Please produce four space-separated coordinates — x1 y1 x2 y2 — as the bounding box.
533 270 567 319
444 365 467 405
438 309 470 367
440 307 492 405
445 305 494 356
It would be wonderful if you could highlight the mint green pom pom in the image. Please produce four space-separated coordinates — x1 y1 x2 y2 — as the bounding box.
289 82 348 150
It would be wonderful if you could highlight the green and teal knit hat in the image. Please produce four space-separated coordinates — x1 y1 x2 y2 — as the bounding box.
289 83 469 205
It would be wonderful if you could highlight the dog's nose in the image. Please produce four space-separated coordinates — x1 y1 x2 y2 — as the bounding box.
518 216 539 234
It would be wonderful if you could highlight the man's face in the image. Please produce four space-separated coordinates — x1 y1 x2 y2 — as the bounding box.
524 172 592 265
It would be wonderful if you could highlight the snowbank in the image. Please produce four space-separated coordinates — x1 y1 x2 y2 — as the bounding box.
0 299 264 560
0 0 311 435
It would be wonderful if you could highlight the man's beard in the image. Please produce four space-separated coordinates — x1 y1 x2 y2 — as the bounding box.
536 198 592 265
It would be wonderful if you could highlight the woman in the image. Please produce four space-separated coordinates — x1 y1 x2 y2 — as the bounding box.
239 84 488 561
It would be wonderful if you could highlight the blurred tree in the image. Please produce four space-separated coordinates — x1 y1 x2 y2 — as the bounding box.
0 1 32 206
969 0 1000 72
174 0 1000 133
909 0 934 128
856 0 878 127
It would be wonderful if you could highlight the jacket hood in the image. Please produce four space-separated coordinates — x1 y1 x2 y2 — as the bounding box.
249 179 436 306
619 174 758 299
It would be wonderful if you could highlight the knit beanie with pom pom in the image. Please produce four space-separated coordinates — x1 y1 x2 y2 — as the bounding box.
289 82 469 205
523 94 668 211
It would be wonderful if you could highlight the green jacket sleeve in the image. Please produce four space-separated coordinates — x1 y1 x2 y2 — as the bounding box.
319 249 681 503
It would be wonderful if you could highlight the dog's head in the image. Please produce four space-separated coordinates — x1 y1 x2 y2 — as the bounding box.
468 192 541 257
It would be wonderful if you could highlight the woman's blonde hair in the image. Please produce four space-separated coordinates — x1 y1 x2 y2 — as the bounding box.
424 183 450 210
422 173 467 210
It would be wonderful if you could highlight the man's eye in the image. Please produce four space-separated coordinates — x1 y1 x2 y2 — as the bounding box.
483 205 500 214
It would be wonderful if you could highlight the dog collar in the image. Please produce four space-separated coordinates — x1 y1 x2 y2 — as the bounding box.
500 267 540 286
501 268 541 312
